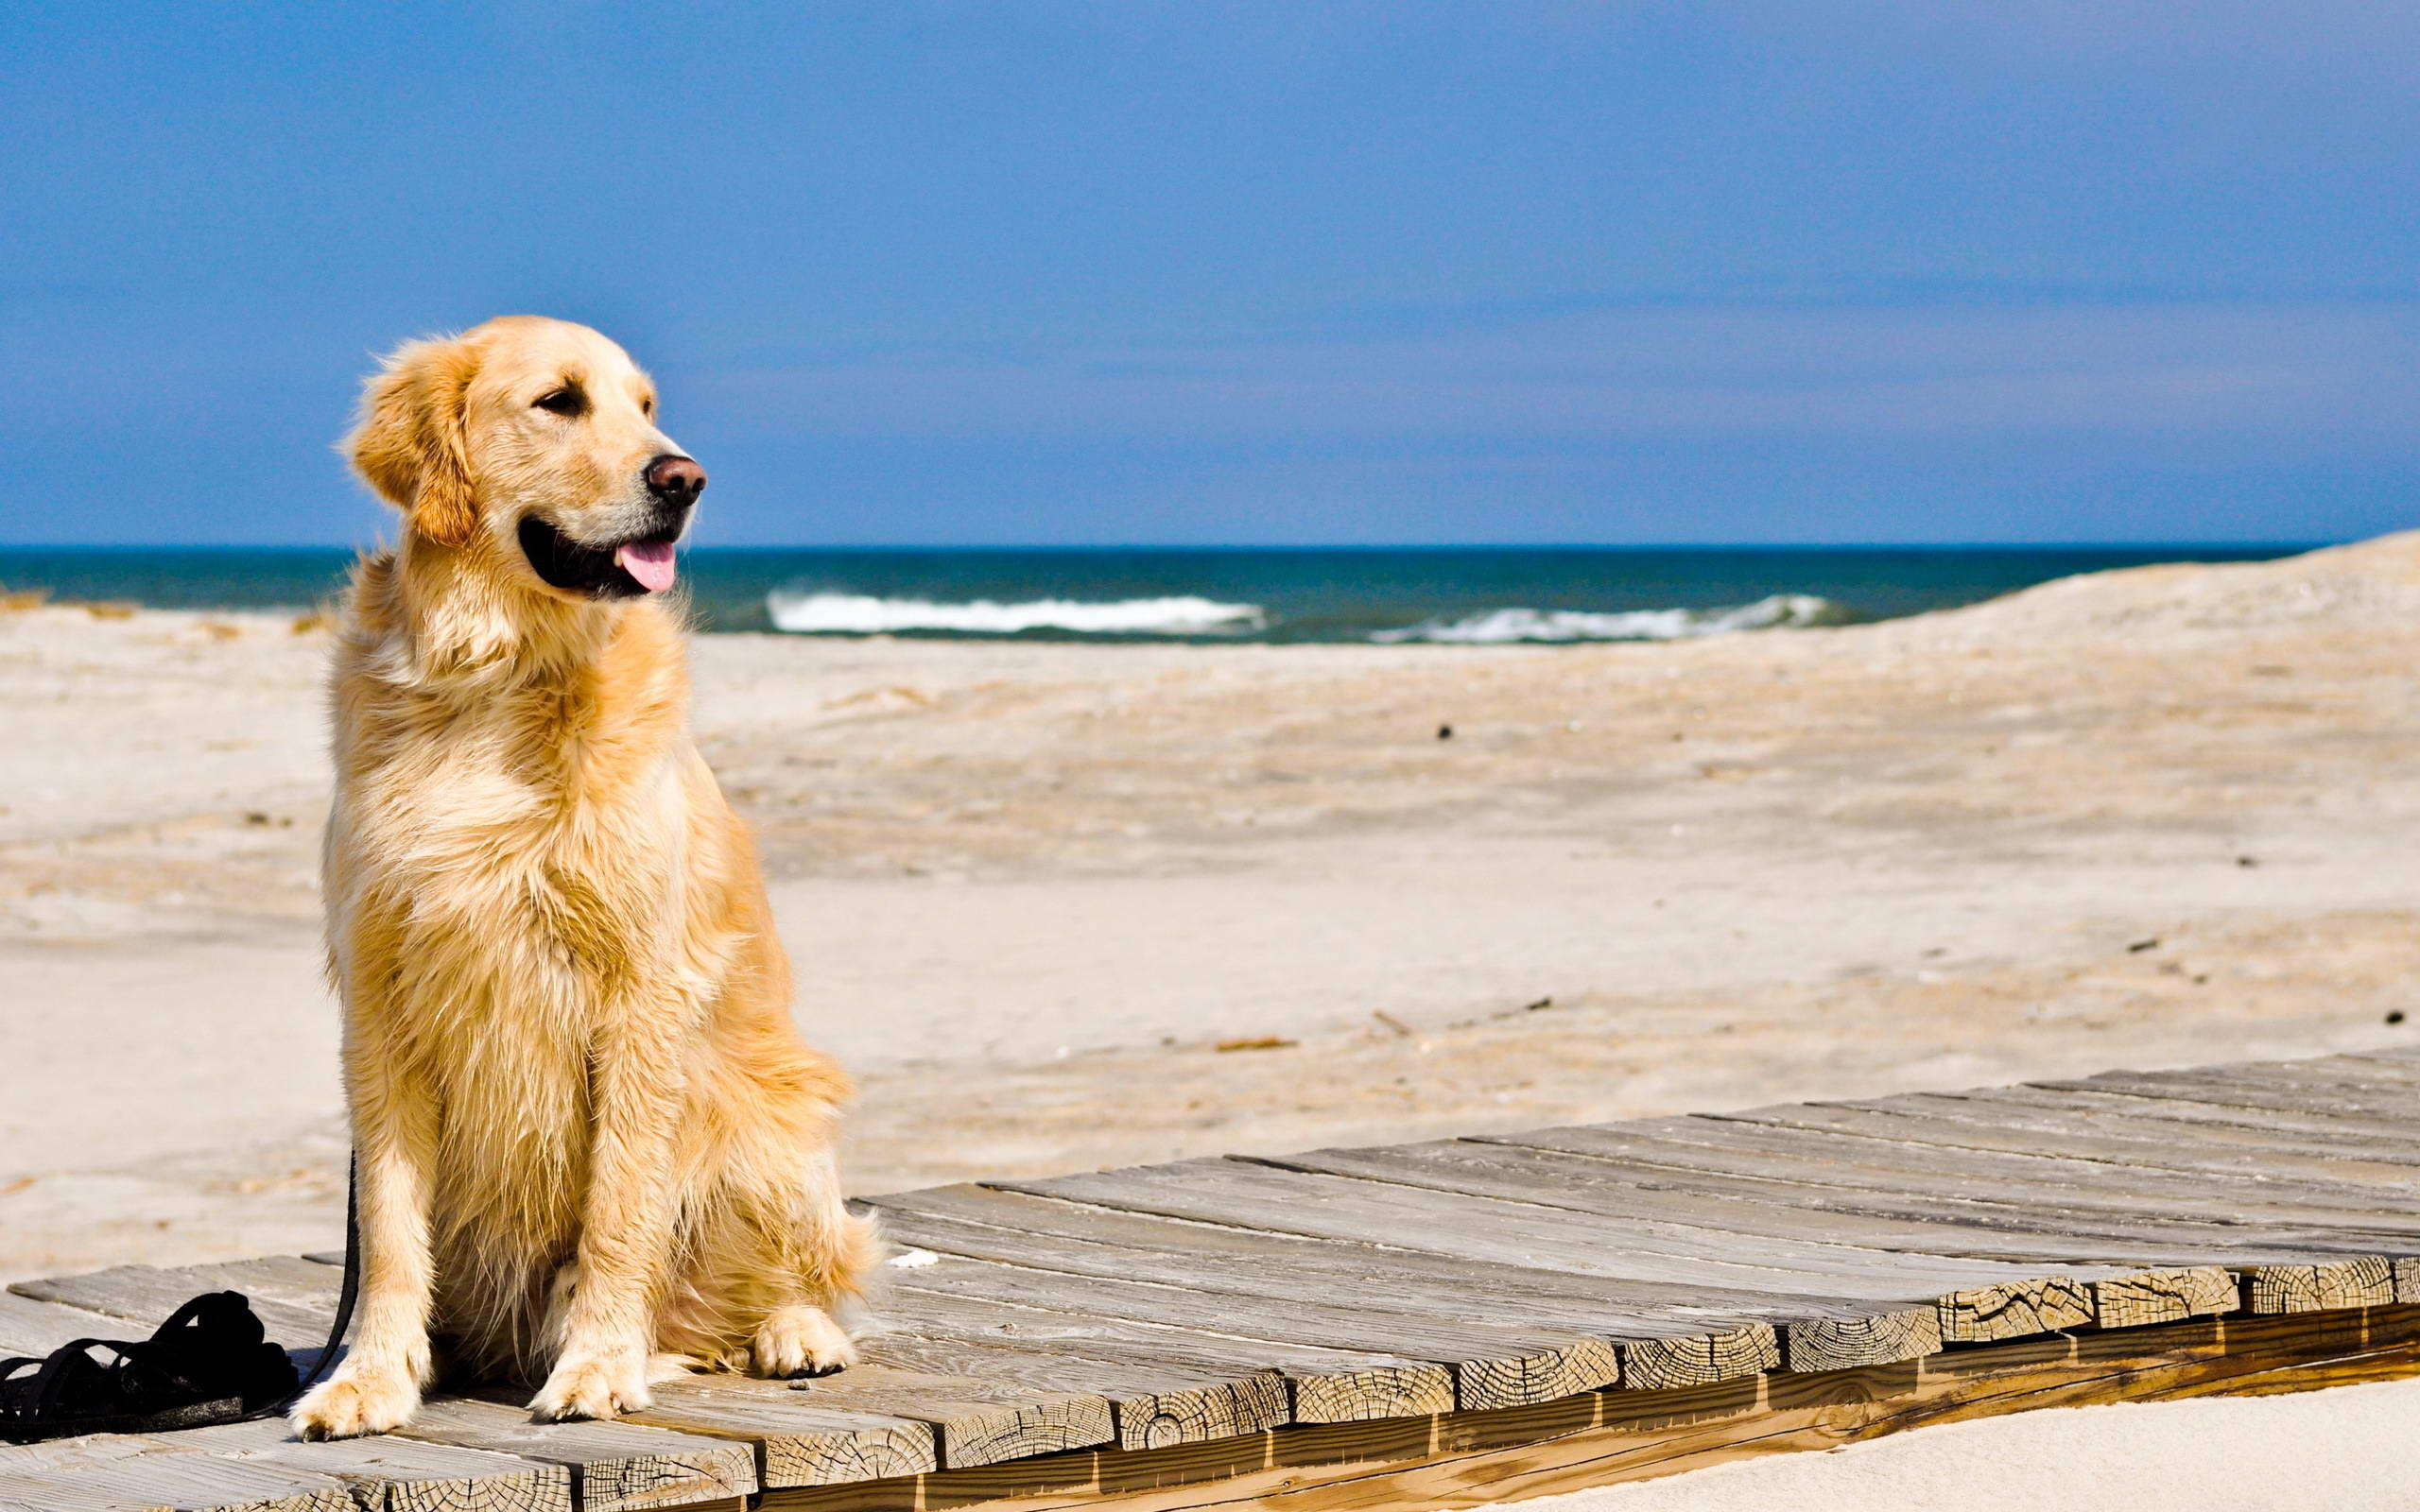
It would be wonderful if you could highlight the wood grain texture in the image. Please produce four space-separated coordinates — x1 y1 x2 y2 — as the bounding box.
1727 1095 2420 1194
1936 1276 2094 1343
1466 1123 2414 1265
874 1283 1454 1426
701 1363 1117 1469
876 1189 1797 1390
173 1418 572 1512
1892 1086 2420 1168
1613 1326 1783 1391
612 1386 939 1489
1976 1081 2420 1150
859 1330 1290 1449
0 1433 356 1512
1000 1159 2065 1299
1777 1308 1943 1372
3 1258 766 1512
2394 1255 2420 1305
9 1263 331 1347
887 1251 1605 1414
0 1290 139 1355
406 1397 764 1511
754 1308 2420 1512
22 1048 2420 1511
2089 1266 2239 1330
2243 1256 2398 1314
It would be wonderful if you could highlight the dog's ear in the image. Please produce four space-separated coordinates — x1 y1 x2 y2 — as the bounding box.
348 335 481 550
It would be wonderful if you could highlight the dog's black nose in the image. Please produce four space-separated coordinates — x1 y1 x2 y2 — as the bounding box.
645 455 706 505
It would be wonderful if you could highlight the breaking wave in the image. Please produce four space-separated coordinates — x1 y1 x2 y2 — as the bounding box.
766 592 1268 637
1371 593 1851 644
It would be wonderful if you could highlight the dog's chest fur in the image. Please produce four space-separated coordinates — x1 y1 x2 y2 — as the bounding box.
337 662 689 1036
327 594 704 1304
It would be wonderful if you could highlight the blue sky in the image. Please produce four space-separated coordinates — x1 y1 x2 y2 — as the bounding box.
4 2 2416 546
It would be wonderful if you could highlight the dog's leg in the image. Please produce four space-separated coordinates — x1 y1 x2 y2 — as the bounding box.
292 1042 441 1439
528 997 689 1422
747 1146 877 1377
752 1301 859 1379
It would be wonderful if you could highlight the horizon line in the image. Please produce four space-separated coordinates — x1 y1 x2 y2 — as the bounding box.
0 539 2343 553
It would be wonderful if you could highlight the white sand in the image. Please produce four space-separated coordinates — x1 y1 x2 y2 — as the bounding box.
1512 1376 2420 1511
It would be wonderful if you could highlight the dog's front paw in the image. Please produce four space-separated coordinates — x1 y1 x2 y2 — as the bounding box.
752 1305 858 1379
291 1363 422 1440
530 1346 652 1422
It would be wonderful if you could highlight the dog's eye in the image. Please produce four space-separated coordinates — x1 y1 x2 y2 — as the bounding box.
533 387 587 418
640 396 655 418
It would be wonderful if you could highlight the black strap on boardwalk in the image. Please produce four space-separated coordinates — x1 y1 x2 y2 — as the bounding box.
0 1161 359 1444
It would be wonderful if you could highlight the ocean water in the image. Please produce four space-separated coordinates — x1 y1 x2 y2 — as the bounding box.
0 544 2312 644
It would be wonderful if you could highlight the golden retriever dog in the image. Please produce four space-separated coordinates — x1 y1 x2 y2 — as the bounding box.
292 316 876 1439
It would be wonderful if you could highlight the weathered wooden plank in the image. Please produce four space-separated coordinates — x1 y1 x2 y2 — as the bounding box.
1698 1098 2420 1211
667 1364 1115 1471
1731 1094 2420 1193
1249 1141 2140 1347
594 1386 937 1490
1474 1121 2420 1262
0 1435 354 1512
858 1330 1289 1449
2170 1057 2420 1091
2089 1266 2238 1330
2031 1072 2420 1132
876 1185 1797 1368
1972 1081 2420 1149
2243 1256 2398 1314
890 1253 1611 1413
7 1259 766 1511
0 1291 139 1355
755 1309 2420 1512
9 1264 329 1347
1245 1142 2150 1277
274 1251 912 1495
185 1254 931 1496
1935 1276 2094 1344
874 1191 1789 1391
871 1284 1458 1426
2199 1059 2420 1098
1775 1308 1942 1372
1605 1328 1783 1391
1248 1138 2139 1355
0 1281 608 1512
2396 1256 2420 1305
2328 1051 2420 1079
1864 1089 2420 1181
996 1159 2061 1298
173 1418 572 1512
1648 1112 2420 1234
401 1398 764 1511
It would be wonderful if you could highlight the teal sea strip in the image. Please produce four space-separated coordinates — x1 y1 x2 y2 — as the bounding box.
0 544 2316 644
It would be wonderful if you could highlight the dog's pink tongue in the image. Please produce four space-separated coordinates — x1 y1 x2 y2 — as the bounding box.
616 541 678 593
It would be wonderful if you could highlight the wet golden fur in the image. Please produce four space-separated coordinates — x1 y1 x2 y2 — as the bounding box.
293 317 876 1439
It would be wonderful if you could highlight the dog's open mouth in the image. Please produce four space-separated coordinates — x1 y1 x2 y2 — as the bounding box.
518 517 679 597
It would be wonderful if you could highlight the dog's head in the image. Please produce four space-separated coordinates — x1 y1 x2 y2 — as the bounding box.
349 317 703 600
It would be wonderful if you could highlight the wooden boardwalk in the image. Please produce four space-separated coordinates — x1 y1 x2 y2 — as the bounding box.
10 1049 2420 1510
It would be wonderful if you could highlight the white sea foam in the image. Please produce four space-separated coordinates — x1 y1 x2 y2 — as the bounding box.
1372 593 1849 644
766 592 1267 637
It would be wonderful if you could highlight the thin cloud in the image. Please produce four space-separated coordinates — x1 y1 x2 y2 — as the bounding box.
696 300 2420 453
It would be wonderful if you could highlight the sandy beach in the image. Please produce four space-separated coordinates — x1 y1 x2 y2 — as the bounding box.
6 536 2420 1283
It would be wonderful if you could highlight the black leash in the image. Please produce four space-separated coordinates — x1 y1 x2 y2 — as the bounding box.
0 1158 359 1442
254 1155 363 1420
